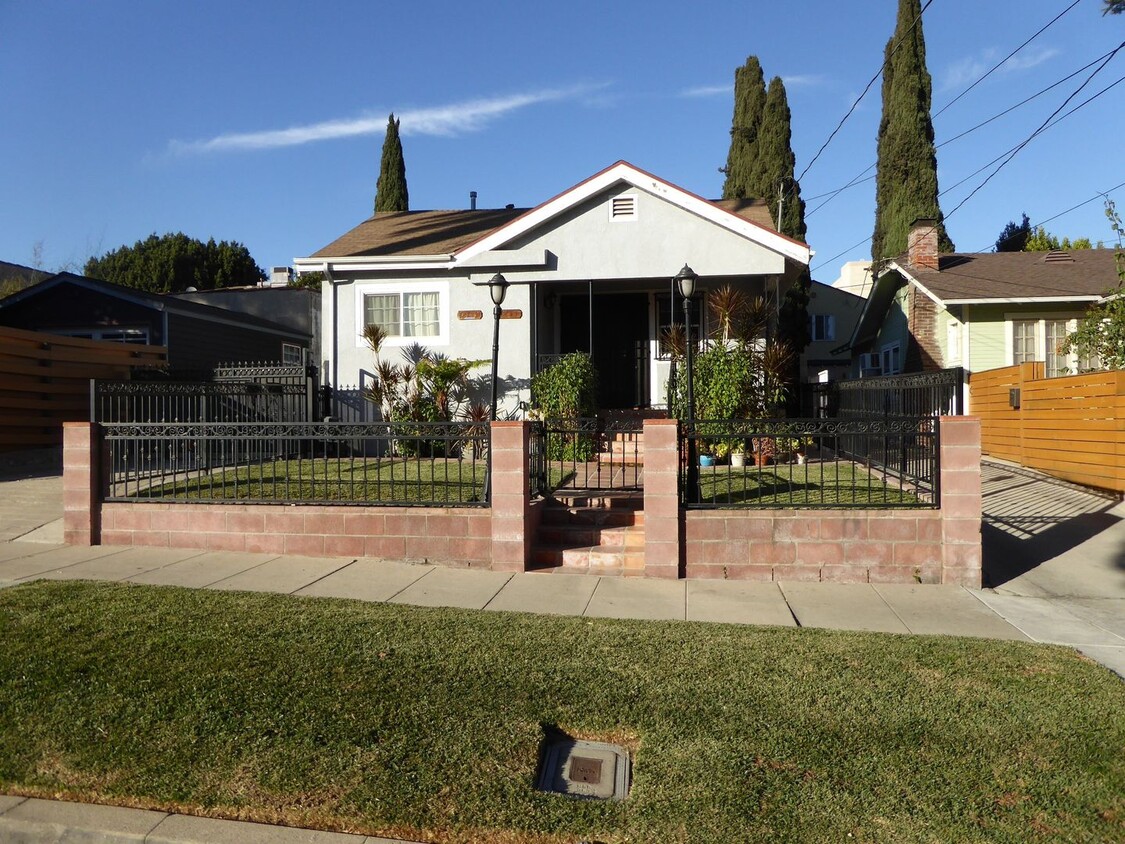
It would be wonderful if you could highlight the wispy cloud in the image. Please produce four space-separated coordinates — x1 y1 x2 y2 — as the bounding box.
780 74 826 88
679 83 731 98
941 46 1059 91
170 85 603 154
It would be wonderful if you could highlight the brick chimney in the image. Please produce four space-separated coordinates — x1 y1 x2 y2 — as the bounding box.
907 218 939 271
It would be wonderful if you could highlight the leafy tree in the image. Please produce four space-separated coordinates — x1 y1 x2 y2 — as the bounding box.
1063 200 1125 369
721 56 768 201
289 271 324 291
1022 227 1092 252
1105 1 1124 14
531 353 599 460
995 214 1032 252
84 233 265 293
872 0 953 263
374 113 409 214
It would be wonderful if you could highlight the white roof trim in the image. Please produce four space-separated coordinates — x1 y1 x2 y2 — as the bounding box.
453 161 811 266
944 295 1102 305
293 255 455 274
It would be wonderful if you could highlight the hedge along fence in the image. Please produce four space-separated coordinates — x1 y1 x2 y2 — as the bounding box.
0 326 167 451
968 362 1125 494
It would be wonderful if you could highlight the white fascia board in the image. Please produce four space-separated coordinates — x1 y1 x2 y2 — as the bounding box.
454 161 811 267
293 254 455 274
943 295 1102 305
456 248 549 270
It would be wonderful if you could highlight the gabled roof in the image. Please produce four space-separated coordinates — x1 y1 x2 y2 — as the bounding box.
890 249 1120 304
310 208 529 259
839 248 1121 355
0 273 308 339
298 161 807 269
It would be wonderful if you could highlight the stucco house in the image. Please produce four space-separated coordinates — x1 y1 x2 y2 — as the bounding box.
839 220 1119 391
294 161 811 415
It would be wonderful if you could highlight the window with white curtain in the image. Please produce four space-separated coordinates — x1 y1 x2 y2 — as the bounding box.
357 282 448 346
1045 319 1069 377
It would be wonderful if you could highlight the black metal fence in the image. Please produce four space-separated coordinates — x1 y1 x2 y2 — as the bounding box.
680 417 939 509
530 417 644 497
835 367 964 419
93 361 319 425
102 421 488 507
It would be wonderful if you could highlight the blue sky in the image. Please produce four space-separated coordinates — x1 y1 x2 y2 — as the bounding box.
2 0 1122 281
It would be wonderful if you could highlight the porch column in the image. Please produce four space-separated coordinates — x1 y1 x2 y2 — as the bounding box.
643 418 682 578
938 415 982 587
490 421 532 572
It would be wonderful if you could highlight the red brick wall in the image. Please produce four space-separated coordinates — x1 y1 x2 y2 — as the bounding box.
98 502 492 566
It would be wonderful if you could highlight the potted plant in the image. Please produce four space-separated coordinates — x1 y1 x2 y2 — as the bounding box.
730 444 747 468
750 436 776 467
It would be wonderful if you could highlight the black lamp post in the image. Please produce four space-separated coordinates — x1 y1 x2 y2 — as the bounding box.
488 272 509 421
675 264 698 503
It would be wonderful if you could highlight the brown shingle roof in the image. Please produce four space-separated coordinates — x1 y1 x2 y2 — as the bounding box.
902 249 1121 302
310 209 529 258
310 198 779 259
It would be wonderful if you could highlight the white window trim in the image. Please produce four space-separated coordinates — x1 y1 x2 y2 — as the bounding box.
946 319 962 366
1004 312 1084 373
354 280 450 348
880 341 901 375
810 313 836 342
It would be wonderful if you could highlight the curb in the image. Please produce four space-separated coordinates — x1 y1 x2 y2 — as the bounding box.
0 796 419 844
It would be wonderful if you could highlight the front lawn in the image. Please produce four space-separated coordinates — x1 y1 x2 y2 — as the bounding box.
697 460 927 507
0 582 1121 843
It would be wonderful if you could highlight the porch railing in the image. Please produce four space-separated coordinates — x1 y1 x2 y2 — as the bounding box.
680 417 939 509
102 421 488 507
531 416 644 497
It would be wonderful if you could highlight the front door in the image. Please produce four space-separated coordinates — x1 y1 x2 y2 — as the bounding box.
559 292 649 409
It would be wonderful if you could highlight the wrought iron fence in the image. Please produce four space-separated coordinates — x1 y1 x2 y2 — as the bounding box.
92 361 319 425
102 421 488 507
530 416 644 497
836 367 963 419
680 417 939 509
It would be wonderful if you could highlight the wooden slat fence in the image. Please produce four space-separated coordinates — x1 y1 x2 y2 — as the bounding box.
968 361 1125 493
0 325 167 450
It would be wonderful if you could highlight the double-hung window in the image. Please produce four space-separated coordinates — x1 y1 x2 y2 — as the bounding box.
810 314 836 342
1012 319 1038 365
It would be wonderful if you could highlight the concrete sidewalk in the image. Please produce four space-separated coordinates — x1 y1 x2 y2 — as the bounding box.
0 537 1033 640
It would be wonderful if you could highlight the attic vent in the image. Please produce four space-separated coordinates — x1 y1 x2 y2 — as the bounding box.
1043 250 1074 263
610 195 637 221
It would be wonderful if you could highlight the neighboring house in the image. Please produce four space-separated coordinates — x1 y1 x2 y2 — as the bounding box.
840 220 1119 392
802 280 866 383
294 160 811 414
0 260 51 297
167 284 321 367
0 273 312 371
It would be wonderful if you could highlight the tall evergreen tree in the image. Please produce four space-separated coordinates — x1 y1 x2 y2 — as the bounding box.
871 0 952 264
721 57 767 200
374 114 408 214
752 77 807 242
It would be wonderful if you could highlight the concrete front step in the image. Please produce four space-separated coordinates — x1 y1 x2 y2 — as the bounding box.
531 543 645 575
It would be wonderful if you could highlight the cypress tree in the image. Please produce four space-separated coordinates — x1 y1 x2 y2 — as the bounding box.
871 0 952 263
752 77 807 241
374 114 409 214
721 56 767 200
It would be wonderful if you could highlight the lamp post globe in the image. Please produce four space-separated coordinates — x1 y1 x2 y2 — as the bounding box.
488 273 508 421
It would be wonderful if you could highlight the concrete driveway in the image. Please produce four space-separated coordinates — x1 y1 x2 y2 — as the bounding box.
978 459 1125 674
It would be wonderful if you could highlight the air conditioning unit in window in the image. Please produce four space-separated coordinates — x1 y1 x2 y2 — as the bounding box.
859 353 882 376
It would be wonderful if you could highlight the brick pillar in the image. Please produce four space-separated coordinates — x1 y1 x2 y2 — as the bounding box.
63 421 102 546
490 421 531 572
938 416 982 587
643 418 682 578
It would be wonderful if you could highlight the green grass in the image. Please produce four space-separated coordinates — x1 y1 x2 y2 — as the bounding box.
697 461 926 507
1 582 1122 843
141 457 489 504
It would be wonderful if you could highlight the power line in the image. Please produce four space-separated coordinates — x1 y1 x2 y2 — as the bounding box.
974 180 1125 252
795 0 936 185
812 179 1125 274
805 47 1118 218
931 0 1084 120
941 72 1124 201
941 44 1124 223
